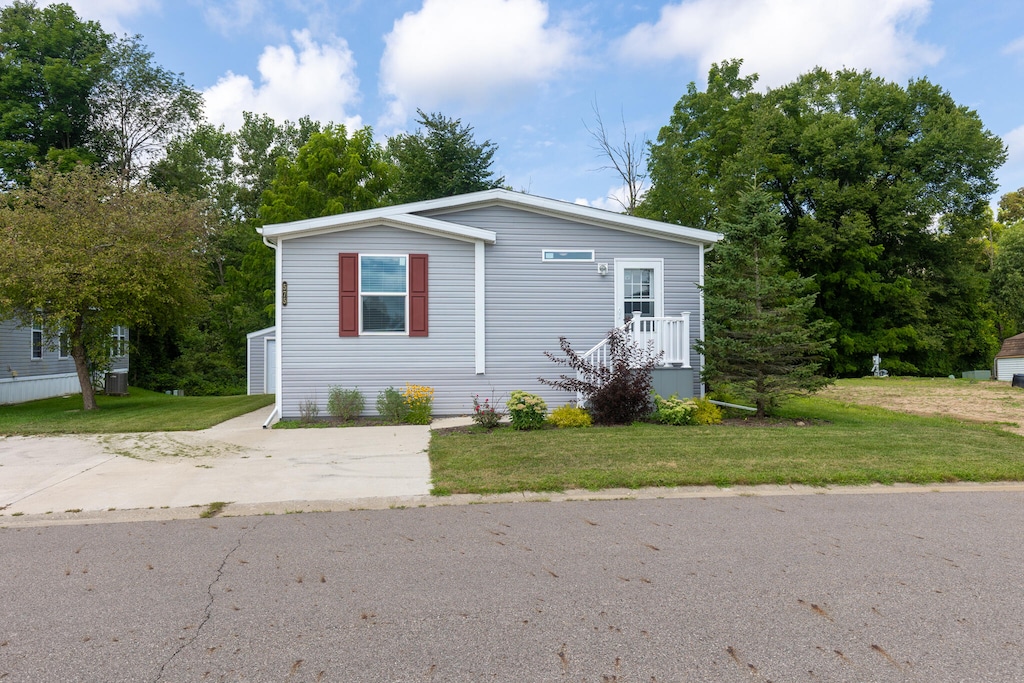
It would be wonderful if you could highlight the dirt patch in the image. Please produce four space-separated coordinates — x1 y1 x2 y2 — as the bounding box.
822 378 1024 437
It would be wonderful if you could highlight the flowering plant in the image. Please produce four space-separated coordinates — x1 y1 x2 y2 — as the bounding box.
402 383 434 425
507 390 547 430
471 394 504 429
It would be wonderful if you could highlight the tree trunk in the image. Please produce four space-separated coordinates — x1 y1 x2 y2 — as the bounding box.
70 315 98 411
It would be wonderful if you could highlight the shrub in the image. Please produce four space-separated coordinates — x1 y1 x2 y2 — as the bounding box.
327 386 364 421
402 383 434 425
376 386 409 423
540 327 662 425
298 397 320 424
471 394 504 429
651 394 697 425
651 395 724 426
548 404 592 428
507 390 547 430
691 397 723 425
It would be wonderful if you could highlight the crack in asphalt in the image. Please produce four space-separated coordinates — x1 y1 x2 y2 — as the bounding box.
152 518 264 682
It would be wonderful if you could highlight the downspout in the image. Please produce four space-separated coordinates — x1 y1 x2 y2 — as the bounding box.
261 230 281 429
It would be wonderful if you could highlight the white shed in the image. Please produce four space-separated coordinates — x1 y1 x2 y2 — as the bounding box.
246 326 276 395
994 333 1024 381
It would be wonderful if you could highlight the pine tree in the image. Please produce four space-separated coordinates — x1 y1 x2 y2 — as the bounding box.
699 188 833 417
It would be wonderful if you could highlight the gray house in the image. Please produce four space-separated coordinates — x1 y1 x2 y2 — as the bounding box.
0 318 128 404
255 189 722 422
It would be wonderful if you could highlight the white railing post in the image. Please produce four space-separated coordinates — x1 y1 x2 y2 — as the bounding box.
681 312 690 368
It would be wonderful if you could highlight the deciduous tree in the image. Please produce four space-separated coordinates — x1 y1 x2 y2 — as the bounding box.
0 164 206 409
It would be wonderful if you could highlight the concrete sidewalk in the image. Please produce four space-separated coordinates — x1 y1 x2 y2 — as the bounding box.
0 406 437 515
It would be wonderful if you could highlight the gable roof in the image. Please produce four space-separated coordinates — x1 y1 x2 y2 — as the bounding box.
996 333 1024 359
258 189 723 246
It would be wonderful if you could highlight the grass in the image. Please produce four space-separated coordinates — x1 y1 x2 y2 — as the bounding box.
429 396 1024 495
0 387 275 434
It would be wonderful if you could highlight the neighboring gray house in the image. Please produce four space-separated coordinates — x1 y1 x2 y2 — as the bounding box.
994 333 1024 381
0 318 128 404
255 189 722 422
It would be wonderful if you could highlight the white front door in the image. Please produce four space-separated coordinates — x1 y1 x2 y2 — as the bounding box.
265 338 277 394
614 259 664 326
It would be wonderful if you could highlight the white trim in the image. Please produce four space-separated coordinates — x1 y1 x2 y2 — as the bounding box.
274 238 283 421
699 245 708 397
261 213 497 245
613 259 665 326
264 337 277 394
475 241 486 374
259 190 720 246
359 253 409 335
246 326 276 339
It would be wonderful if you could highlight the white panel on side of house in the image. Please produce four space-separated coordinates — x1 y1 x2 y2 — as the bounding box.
266 339 277 394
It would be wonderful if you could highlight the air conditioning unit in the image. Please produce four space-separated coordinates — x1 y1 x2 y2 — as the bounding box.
104 372 128 396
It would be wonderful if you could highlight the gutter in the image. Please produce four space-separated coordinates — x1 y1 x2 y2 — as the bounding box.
262 406 279 429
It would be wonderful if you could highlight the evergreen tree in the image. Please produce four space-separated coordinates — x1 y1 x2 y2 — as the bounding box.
386 110 503 204
699 188 833 417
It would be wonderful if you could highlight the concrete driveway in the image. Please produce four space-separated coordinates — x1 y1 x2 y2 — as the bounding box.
0 406 433 515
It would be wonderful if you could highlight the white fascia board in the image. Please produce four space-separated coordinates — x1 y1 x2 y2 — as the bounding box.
261 213 496 245
258 189 719 245
246 325 276 340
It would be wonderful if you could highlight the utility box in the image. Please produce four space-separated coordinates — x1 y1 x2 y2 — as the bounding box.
104 372 128 396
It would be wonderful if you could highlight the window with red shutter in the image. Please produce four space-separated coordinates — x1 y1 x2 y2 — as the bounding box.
339 253 359 336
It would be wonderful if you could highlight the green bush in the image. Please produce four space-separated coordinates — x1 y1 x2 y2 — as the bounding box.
651 394 697 425
376 386 409 423
548 404 592 428
651 395 725 426
327 386 364 421
507 390 547 430
691 397 723 425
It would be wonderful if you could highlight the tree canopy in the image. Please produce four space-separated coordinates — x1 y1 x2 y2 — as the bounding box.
0 0 109 184
641 61 1006 376
0 164 206 409
386 110 504 204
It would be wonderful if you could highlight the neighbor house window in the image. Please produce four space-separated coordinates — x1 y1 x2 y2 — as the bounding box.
110 325 128 356
31 314 43 359
59 330 71 359
339 253 428 338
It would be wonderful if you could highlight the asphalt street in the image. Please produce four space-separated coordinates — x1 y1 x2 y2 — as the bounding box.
2 491 1023 682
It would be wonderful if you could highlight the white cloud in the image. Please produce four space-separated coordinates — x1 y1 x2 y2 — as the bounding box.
618 0 942 87
202 30 362 131
1003 35 1024 56
575 183 642 213
379 0 579 127
194 0 267 35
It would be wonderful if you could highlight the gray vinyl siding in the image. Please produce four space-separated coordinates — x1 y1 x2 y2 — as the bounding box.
277 206 704 418
0 318 78 379
995 357 1024 381
433 206 703 402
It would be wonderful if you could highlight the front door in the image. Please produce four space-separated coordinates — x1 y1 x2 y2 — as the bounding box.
614 259 664 327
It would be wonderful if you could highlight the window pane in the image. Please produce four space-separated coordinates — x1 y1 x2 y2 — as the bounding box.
362 295 406 332
361 256 406 293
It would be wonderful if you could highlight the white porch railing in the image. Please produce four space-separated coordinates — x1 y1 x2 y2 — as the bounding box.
576 312 691 406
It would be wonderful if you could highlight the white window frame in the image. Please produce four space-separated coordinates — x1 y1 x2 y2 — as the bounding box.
540 249 595 262
31 314 43 360
110 325 128 357
614 258 664 326
359 254 409 335
58 329 71 359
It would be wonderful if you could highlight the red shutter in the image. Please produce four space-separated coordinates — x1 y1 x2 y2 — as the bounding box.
409 253 428 337
339 253 358 337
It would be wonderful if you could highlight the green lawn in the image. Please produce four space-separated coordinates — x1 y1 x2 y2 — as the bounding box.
429 396 1024 495
0 388 275 434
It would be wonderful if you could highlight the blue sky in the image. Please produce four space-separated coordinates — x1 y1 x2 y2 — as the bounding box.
12 0 1024 212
